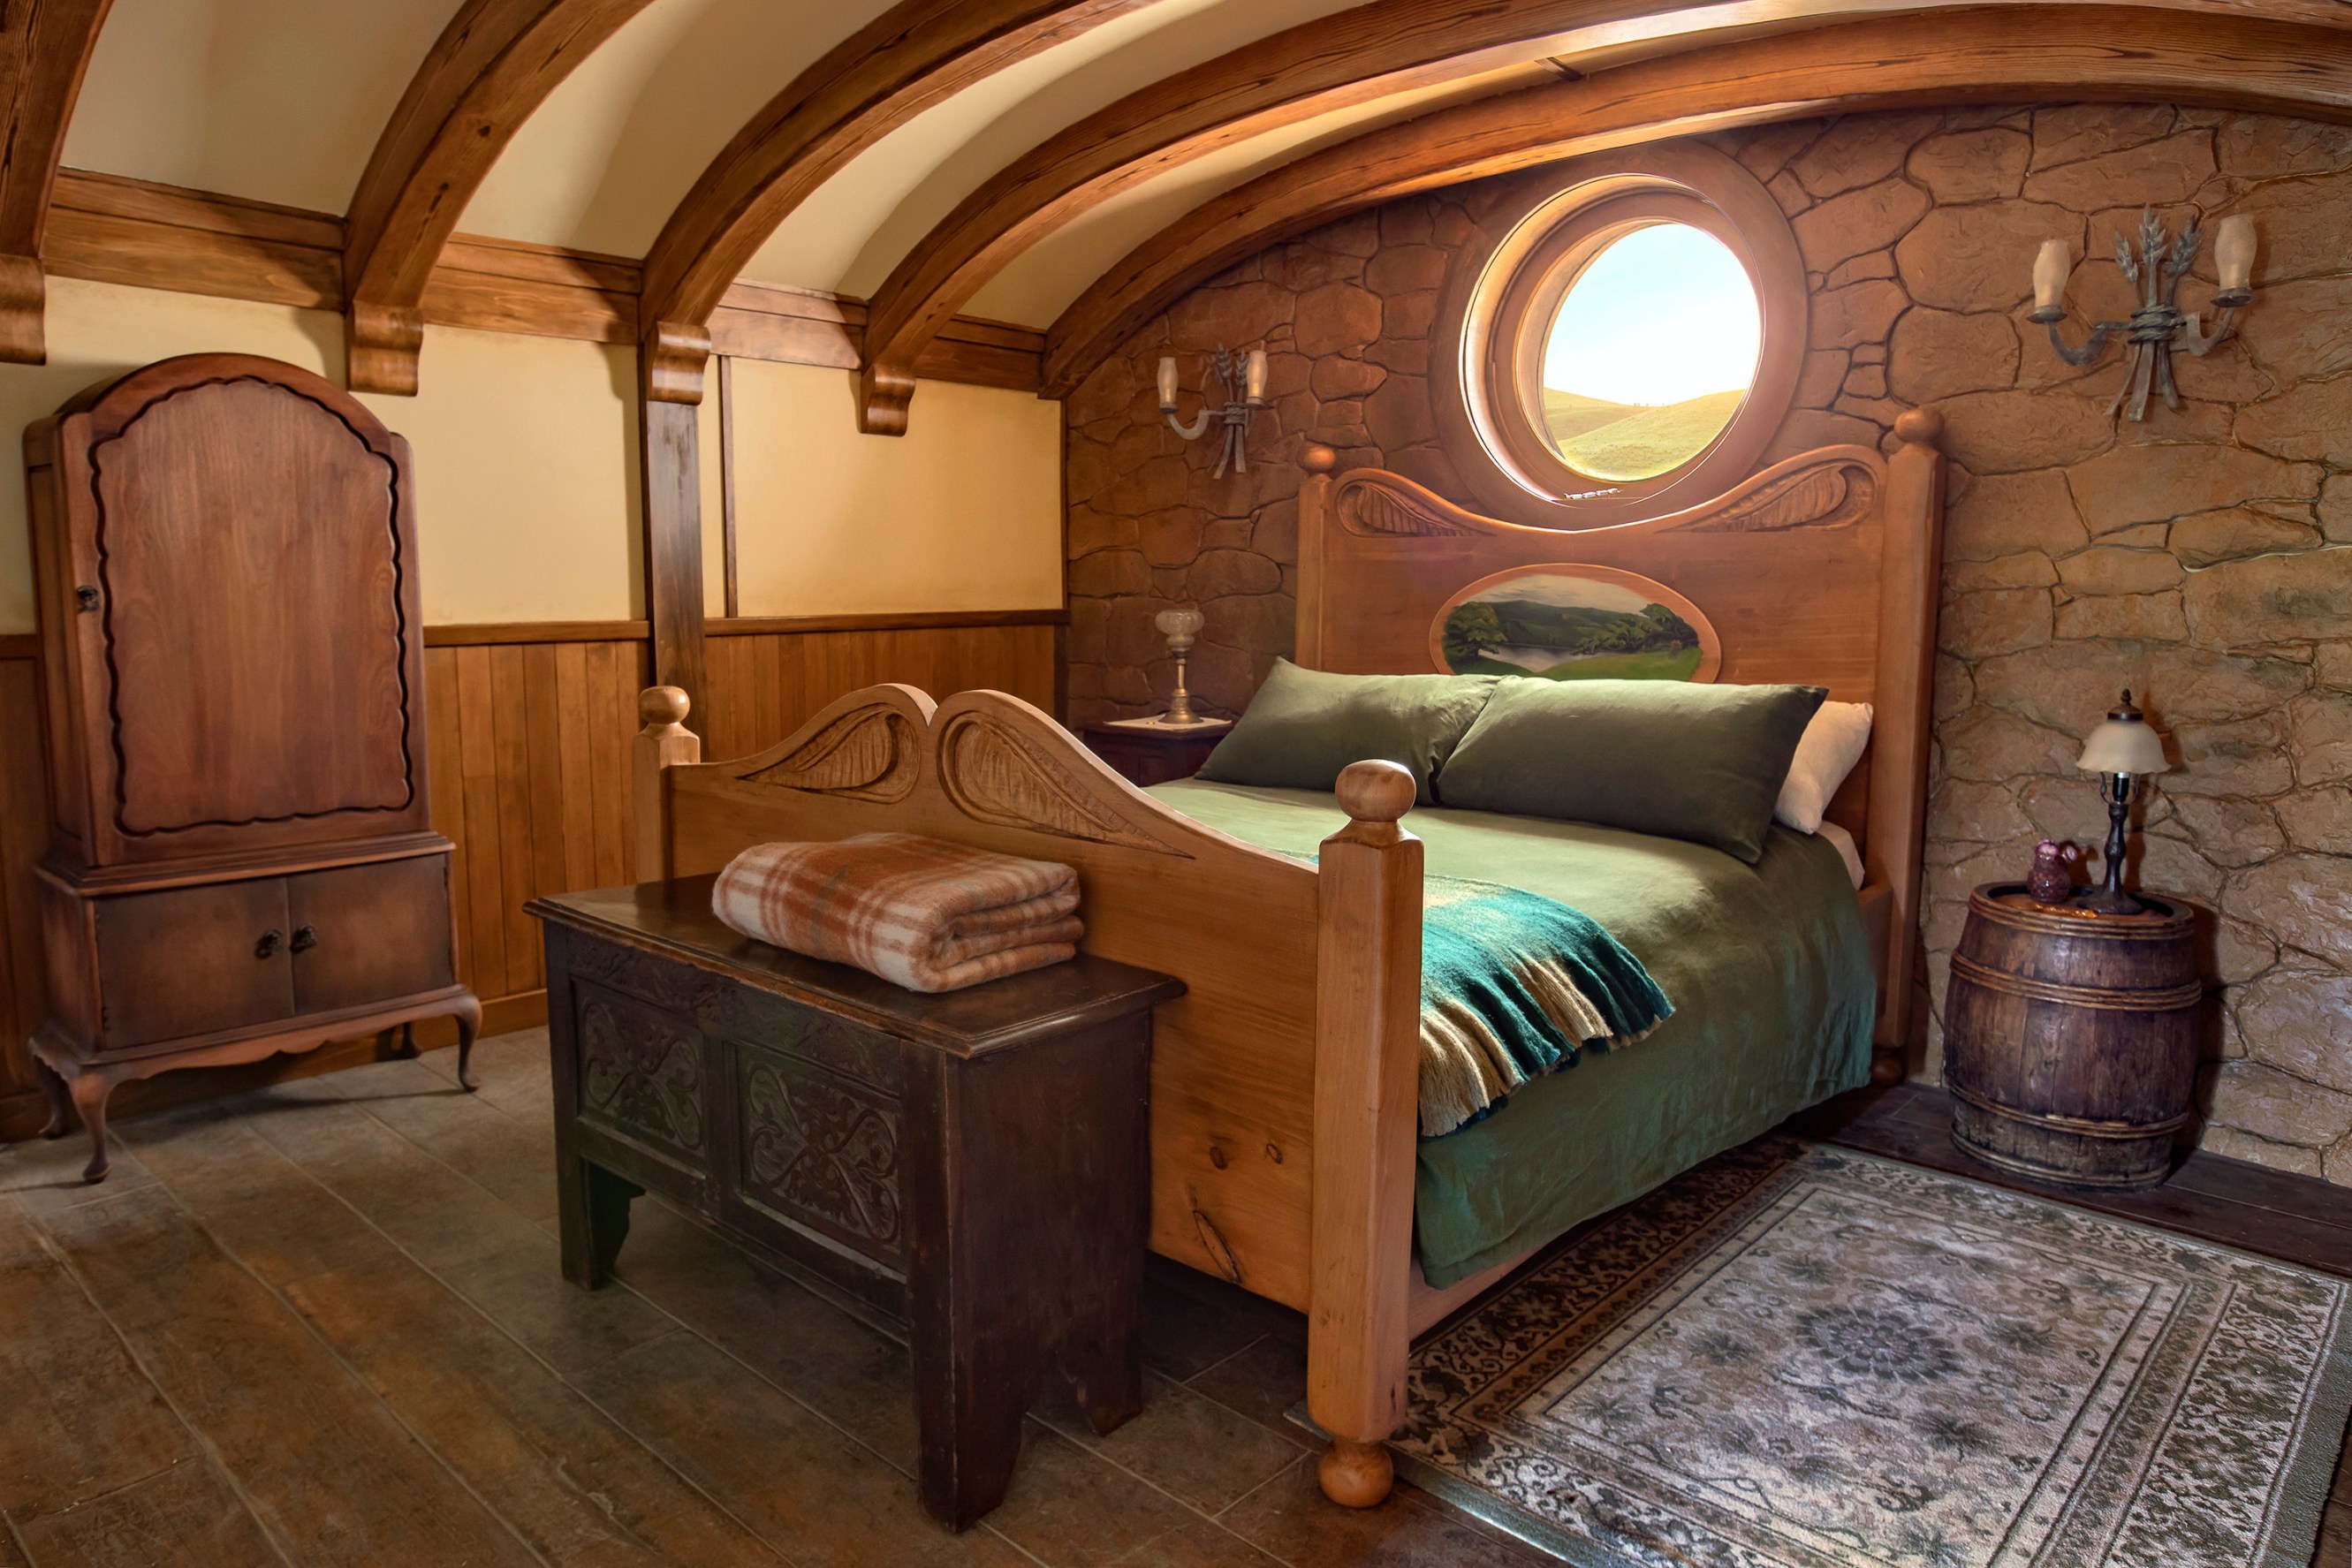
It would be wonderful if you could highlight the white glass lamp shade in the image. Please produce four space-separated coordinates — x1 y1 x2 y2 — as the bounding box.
2215 215 2256 293
2077 714 2170 776
1154 607 1203 649
1157 356 1180 411
2032 238 2072 313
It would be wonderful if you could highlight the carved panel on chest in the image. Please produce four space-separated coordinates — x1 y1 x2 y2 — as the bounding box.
575 982 708 1165
737 1039 905 1267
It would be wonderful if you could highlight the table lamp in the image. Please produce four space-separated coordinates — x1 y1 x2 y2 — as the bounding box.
2076 690 2170 914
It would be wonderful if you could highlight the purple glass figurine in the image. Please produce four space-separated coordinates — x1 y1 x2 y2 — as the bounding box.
2027 839 2083 905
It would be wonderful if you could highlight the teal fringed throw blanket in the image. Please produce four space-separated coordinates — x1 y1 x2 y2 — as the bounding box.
1418 875 1671 1137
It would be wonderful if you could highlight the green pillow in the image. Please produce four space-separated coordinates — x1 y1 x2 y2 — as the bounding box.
1436 679 1826 862
1198 659 1498 805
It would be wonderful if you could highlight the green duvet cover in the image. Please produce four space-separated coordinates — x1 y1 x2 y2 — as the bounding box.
1147 777 1876 1287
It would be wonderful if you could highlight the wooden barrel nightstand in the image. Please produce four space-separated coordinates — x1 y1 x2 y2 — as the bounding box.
1943 882 2203 1190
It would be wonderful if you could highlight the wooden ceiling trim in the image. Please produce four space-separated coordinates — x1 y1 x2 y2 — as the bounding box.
342 0 662 397
0 0 115 363
41 170 1043 390
634 0 1151 411
46 169 344 310
857 0 2352 432
1043 5 2352 397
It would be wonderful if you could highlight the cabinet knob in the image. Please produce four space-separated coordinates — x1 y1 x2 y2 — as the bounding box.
255 928 283 959
73 585 99 611
291 925 317 954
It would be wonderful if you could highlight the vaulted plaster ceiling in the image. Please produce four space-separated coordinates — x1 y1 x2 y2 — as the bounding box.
39 0 2352 386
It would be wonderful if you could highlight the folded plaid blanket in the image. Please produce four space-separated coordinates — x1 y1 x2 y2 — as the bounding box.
1417 875 1673 1137
711 832 1081 993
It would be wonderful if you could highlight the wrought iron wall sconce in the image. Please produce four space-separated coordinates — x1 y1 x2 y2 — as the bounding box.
2030 209 2256 422
1157 347 1267 478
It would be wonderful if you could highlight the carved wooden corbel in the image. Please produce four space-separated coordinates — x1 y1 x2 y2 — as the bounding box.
644 320 714 405
858 360 918 436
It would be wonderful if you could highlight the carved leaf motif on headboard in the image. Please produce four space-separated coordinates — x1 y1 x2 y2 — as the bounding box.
1334 478 1482 537
745 707 922 803
937 713 1190 856
1668 458 1879 533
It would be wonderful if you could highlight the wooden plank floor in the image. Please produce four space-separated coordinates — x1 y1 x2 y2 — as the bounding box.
0 1044 2343 1565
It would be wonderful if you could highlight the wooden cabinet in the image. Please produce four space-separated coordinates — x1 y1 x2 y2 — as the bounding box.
24 354 480 1180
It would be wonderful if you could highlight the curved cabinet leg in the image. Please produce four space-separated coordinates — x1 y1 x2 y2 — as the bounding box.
452 995 482 1091
35 1058 71 1140
68 1073 114 1185
1318 1436 1394 1508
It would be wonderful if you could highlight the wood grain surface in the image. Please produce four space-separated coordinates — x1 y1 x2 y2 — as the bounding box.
0 1036 2336 1564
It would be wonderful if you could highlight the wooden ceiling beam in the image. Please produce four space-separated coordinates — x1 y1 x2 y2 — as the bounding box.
0 0 114 363
1043 5 2352 398
634 0 1152 410
859 0 2352 432
343 0 659 395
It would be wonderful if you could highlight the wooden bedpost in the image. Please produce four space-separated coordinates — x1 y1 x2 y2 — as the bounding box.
1309 760 1423 1508
634 686 702 882
1295 443 1338 668
1869 406 1947 1079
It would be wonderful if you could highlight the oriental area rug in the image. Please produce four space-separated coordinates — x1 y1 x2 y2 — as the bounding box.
1394 1140 2352 1568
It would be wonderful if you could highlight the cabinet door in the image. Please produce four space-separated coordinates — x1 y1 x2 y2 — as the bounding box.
287 856 455 1016
72 373 424 860
95 879 295 1049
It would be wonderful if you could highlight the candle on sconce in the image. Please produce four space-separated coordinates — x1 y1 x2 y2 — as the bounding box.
2032 238 2072 316
2215 215 2257 299
1244 348 1269 404
1156 356 1180 412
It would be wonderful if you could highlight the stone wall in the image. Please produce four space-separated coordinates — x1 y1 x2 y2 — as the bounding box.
1062 104 2352 1182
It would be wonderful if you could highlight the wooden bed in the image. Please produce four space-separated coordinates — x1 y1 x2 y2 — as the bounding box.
626 407 1947 1508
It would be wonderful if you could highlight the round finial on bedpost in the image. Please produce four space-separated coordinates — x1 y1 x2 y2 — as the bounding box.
640 686 690 733
1893 406 1944 450
1301 443 1338 475
1335 760 1414 824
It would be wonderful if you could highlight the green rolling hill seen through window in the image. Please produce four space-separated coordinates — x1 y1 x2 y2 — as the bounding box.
1541 387 1747 481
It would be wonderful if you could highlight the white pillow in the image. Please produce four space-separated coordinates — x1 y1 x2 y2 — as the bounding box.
1775 701 1873 834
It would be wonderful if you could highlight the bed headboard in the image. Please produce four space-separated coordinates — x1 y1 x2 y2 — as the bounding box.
1295 407 1946 1057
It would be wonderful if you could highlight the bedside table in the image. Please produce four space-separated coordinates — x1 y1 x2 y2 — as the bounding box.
1083 720 1232 787
1943 882 2201 1189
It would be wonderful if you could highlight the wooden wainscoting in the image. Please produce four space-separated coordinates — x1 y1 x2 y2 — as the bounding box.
0 611 1063 1144
0 650 49 1137
699 612 1062 762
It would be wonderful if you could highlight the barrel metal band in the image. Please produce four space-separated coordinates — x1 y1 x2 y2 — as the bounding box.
1948 1079 2192 1139
1949 952 2204 1013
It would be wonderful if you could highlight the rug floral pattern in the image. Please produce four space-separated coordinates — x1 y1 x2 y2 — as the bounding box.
1397 1142 2352 1568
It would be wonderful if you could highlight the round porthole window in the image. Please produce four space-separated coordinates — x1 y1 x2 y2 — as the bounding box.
1435 144 1807 528
1537 223 1760 482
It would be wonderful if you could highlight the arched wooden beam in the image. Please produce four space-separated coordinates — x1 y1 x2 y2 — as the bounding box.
1044 4 2352 397
343 0 659 395
634 0 1151 408
0 0 114 363
861 0 2352 430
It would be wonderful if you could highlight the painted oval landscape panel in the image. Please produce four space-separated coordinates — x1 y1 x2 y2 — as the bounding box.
1430 564 1722 682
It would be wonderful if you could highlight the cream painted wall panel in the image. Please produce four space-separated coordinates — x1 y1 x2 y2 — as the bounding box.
731 362 1062 616
63 0 462 211
751 0 1368 300
460 0 881 256
355 329 644 625
0 281 643 634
